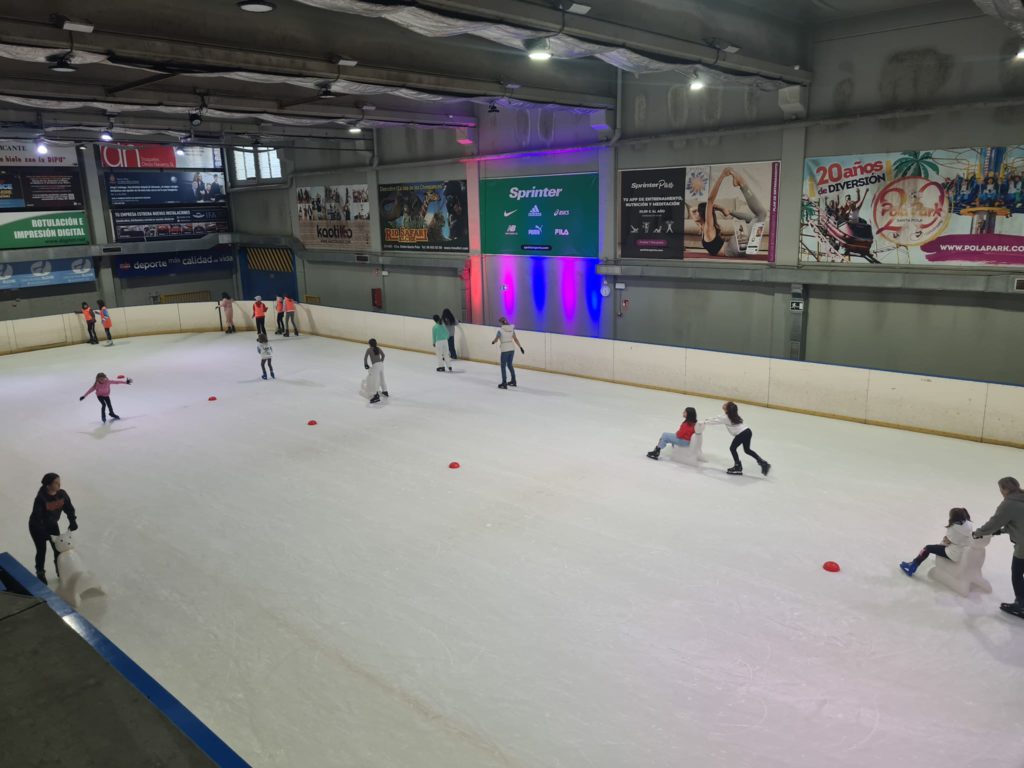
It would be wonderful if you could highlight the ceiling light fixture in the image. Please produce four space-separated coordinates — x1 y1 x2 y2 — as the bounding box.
526 38 553 62
566 3 591 14
35 137 48 155
175 146 186 156
237 1 276 11
689 78 705 91
49 53 77 73
189 110 203 127
318 85 335 99
348 126 363 134
99 130 113 141
1016 48 1024 60
54 15 95 34
335 56 358 67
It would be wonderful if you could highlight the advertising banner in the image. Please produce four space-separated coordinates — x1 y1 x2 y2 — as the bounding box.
0 169 84 210
378 179 468 252
481 173 598 257
0 211 89 249
99 143 223 170
0 141 78 167
106 170 228 207
113 251 235 277
0 256 94 290
800 146 1024 266
620 162 779 261
111 208 231 242
296 184 371 250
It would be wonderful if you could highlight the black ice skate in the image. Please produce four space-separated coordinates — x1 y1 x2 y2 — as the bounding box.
437 367 445 372
382 391 389 397
35 570 47 585
110 414 120 420
1000 602 1024 619
727 465 743 475
497 383 508 389
761 462 771 476
509 381 517 387
369 394 381 404
647 448 661 460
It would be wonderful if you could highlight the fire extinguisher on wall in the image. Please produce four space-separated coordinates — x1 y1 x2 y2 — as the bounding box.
371 287 383 309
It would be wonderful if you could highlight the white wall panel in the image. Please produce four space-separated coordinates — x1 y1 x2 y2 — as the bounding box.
866 371 986 439
768 359 869 422
685 349 770 405
613 340 686 391
981 383 1024 445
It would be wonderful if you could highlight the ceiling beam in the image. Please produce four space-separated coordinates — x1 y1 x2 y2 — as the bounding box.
105 72 179 96
422 0 813 85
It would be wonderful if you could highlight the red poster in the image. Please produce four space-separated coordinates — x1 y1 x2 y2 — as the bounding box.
100 144 177 169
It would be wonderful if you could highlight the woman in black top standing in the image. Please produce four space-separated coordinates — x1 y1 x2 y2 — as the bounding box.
29 473 78 584
441 308 458 360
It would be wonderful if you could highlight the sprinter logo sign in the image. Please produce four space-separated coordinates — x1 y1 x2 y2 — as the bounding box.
481 173 597 257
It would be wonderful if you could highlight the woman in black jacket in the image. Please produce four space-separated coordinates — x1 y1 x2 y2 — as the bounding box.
441 308 458 360
29 473 78 584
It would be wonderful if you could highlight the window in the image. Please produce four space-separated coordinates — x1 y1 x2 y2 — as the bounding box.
231 146 283 184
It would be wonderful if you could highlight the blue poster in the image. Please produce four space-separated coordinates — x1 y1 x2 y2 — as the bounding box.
106 170 228 208
113 250 235 277
0 257 95 289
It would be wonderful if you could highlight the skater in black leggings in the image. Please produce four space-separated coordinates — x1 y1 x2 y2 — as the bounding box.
29 473 78 584
704 401 771 476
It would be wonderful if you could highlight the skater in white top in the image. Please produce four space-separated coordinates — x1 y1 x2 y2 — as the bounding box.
363 338 388 404
257 333 275 380
704 401 770 476
899 508 973 577
491 316 525 389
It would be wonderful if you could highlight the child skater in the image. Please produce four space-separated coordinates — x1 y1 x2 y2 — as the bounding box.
218 292 236 333
647 407 698 460
257 333 275 379
81 302 98 344
900 508 973 576
97 300 114 346
432 314 451 372
363 337 388 404
274 296 285 335
80 372 132 423
252 296 268 337
704 401 771 476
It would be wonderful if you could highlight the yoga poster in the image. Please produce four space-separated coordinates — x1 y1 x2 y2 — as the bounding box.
620 161 779 261
800 146 1024 266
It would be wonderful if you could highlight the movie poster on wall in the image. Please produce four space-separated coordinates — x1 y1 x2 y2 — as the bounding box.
378 180 468 252
296 184 371 250
800 146 1024 266
620 161 779 261
480 173 599 257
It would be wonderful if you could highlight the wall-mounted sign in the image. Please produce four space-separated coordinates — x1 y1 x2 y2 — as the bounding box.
111 207 231 242
480 173 599 257
378 179 468 252
0 211 89 250
620 161 779 261
296 184 371 250
106 170 227 208
0 256 94 289
801 145 1024 266
0 141 79 167
99 143 223 170
113 250 235 277
0 169 84 211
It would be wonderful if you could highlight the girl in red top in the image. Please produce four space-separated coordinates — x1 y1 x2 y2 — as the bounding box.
274 296 285 335
284 295 299 336
252 296 268 337
97 299 114 345
647 407 698 460
80 372 133 423
81 302 98 344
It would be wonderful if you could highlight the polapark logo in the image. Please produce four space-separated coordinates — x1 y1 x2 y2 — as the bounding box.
505 224 517 235
528 224 543 236
528 205 542 217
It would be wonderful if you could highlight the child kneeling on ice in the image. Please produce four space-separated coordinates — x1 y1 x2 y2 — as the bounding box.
647 407 697 460
900 507 973 576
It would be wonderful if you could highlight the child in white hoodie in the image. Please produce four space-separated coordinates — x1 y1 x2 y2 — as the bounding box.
257 333 275 380
900 508 973 576
703 401 770 476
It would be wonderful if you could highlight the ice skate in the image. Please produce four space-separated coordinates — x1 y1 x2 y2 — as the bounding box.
262 373 268 380
727 465 743 475
35 570 47 585
270 371 275 379
437 367 445 372
647 447 661 460
382 391 389 397
761 462 771 476
110 414 120 420
284 332 290 337
369 394 381 404
509 381 517 387
498 383 508 389
1000 602 1024 619
899 561 917 577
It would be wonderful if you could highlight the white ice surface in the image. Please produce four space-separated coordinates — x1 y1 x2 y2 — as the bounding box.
2 332 1023 768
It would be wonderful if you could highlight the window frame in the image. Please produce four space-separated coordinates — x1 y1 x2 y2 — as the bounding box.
230 145 284 186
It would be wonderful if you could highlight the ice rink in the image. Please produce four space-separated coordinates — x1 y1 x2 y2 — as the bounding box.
2 331 1023 768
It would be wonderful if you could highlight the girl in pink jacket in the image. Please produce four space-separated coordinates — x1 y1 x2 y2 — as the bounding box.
80 372 133 423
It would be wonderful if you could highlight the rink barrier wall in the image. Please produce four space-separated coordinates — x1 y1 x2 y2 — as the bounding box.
3 303 1023 449
0 552 252 768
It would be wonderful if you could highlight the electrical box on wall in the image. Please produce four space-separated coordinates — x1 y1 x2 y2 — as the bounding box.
1014 278 1024 292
